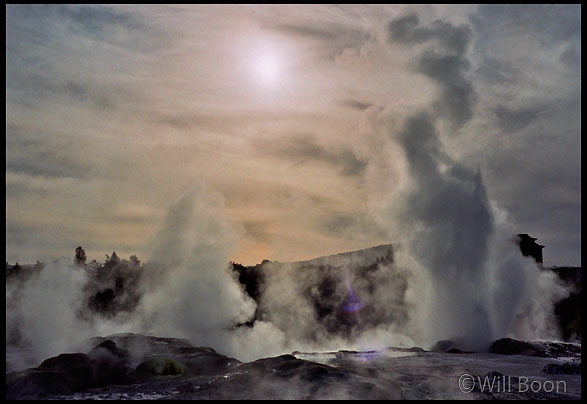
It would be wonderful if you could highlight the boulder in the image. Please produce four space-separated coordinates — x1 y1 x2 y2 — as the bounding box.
178 351 240 376
39 353 96 391
240 354 347 382
430 340 471 353
489 338 581 358
6 368 75 399
128 357 186 383
489 338 544 357
7 352 97 399
87 340 131 386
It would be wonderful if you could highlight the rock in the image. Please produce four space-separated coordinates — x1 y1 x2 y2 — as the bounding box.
87 340 131 386
7 332 582 400
212 353 397 400
179 351 240 376
542 362 581 375
88 339 129 359
388 346 426 353
536 341 581 357
176 382 197 393
175 346 216 354
7 352 98 399
446 348 467 354
128 357 186 384
6 334 243 399
6 368 75 399
135 357 185 376
489 338 544 357
489 338 581 358
240 355 347 383
430 340 471 353
89 333 204 361
39 353 97 391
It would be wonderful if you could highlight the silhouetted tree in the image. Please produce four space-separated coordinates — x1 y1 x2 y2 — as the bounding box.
75 246 87 266
103 251 120 269
129 255 141 267
109 251 120 264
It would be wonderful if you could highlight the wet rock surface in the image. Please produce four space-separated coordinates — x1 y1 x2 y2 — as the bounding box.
489 338 581 358
5 334 582 400
430 340 474 354
543 362 582 375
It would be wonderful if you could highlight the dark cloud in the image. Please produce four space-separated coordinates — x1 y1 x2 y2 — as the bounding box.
155 112 241 133
5 124 90 180
337 150 369 177
559 43 581 72
339 99 373 111
5 181 50 199
6 6 149 112
6 5 152 49
470 5 581 76
395 111 443 180
475 57 521 85
54 4 144 34
61 81 115 110
260 135 368 177
6 71 122 112
493 104 562 134
269 22 370 59
6 151 88 180
471 5 581 48
38 78 119 110
5 222 36 248
466 4 580 267
243 221 273 242
107 214 159 226
271 23 344 41
318 213 388 240
417 51 476 128
388 14 472 56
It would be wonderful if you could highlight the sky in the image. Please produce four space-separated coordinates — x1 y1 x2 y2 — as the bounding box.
6 4 581 267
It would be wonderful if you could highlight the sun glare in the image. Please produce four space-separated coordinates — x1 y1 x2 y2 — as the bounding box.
255 53 280 87
258 55 279 83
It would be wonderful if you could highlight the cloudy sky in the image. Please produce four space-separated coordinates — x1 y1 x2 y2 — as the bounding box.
6 4 581 267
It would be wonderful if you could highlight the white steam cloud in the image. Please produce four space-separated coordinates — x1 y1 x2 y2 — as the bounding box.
128 186 287 362
6 260 92 365
6 13 571 372
373 14 569 350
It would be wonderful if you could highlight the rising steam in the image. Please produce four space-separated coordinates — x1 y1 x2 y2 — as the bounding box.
6 14 571 372
379 14 569 350
128 186 287 362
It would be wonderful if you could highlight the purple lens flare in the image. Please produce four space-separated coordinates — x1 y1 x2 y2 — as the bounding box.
356 350 382 362
342 278 364 313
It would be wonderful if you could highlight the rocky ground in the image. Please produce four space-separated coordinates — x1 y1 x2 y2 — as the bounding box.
5 333 581 400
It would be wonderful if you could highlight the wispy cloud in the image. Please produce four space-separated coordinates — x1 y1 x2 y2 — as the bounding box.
256 134 369 177
5 4 581 267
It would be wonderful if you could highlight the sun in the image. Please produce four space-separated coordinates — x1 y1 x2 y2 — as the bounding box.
243 34 290 91
254 53 281 88
257 55 279 82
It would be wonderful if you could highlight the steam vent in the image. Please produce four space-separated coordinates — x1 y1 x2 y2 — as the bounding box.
516 233 545 266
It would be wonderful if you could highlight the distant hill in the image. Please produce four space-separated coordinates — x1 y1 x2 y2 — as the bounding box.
291 244 394 268
6 239 580 343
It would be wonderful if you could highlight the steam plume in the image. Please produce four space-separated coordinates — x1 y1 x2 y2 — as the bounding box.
381 14 568 350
